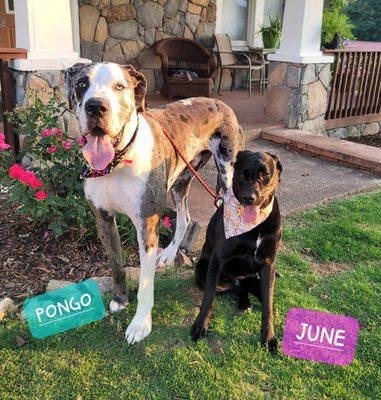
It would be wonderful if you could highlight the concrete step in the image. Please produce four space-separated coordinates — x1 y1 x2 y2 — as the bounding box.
262 128 381 174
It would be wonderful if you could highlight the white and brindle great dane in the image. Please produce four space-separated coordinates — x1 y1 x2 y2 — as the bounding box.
65 62 244 344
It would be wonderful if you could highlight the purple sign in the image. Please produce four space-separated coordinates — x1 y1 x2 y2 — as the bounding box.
282 308 359 366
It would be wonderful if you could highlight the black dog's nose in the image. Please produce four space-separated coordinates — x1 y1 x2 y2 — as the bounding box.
243 197 254 206
85 99 108 117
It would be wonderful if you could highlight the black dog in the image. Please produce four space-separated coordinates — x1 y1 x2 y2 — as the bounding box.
191 150 282 353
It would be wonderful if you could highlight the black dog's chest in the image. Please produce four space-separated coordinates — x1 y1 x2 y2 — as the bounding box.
221 236 261 278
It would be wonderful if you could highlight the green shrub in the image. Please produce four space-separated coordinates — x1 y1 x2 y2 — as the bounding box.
1 95 93 236
322 3 355 47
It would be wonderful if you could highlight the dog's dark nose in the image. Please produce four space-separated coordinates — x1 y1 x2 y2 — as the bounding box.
85 99 108 117
243 197 254 206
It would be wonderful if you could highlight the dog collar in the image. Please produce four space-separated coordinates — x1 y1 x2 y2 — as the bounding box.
223 187 274 239
80 117 139 179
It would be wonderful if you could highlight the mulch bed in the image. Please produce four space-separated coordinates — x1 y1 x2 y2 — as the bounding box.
345 133 381 148
0 195 139 300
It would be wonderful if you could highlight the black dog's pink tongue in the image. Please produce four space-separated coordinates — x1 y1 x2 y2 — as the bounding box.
83 134 115 171
242 205 260 224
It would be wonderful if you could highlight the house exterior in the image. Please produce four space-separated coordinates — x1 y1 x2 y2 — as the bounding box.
10 0 379 140
78 0 284 92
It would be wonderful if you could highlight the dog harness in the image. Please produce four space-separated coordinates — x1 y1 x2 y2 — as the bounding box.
80 118 139 179
223 187 274 239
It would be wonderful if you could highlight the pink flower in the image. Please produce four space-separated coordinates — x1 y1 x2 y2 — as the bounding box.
47 145 57 154
75 136 86 146
35 190 48 201
62 140 72 150
0 133 11 151
19 170 42 189
51 128 63 137
9 164 24 179
0 142 11 151
41 129 54 137
9 164 43 189
162 216 172 228
42 128 63 137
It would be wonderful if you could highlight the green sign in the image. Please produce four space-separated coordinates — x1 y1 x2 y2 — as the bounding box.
23 279 106 339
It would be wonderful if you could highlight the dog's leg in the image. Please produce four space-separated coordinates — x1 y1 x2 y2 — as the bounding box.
157 172 192 268
191 252 223 341
259 264 277 353
157 152 211 268
125 214 159 345
210 135 236 192
90 203 128 312
255 233 280 353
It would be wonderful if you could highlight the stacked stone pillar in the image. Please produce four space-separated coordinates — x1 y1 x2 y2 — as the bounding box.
265 62 331 134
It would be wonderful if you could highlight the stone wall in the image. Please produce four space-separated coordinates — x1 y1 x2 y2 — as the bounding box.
79 0 217 92
326 121 380 139
265 62 331 134
12 70 81 136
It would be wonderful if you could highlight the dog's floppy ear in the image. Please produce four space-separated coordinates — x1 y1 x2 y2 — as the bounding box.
123 64 147 112
268 152 283 176
65 62 90 110
234 150 252 165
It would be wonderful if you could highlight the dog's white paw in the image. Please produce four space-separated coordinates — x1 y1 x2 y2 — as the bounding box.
109 299 127 313
156 247 176 268
125 314 152 345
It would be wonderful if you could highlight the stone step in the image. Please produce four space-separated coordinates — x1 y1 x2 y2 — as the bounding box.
262 129 381 174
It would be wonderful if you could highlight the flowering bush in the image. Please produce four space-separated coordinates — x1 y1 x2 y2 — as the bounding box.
1 96 92 236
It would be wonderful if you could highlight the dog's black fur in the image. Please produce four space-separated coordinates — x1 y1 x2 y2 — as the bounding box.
191 150 282 353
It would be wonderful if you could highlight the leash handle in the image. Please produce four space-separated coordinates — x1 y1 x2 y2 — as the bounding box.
162 128 223 207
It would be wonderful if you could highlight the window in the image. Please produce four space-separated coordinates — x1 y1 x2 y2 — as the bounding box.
219 0 248 42
216 0 255 48
5 0 15 14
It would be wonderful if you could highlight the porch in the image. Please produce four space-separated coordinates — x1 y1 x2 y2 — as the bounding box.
146 90 282 137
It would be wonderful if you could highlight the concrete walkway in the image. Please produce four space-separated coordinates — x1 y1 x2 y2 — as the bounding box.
184 139 381 233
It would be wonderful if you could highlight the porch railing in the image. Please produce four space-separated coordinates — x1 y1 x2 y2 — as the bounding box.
325 49 381 128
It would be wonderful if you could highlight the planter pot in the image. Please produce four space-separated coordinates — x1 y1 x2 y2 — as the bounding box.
262 31 281 49
325 33 342 50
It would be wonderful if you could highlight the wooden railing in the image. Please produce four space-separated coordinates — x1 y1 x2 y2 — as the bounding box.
325 49 381 128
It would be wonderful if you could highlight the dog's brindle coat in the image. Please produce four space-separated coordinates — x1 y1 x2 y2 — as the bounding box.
191 151 282 353
65 62 244 344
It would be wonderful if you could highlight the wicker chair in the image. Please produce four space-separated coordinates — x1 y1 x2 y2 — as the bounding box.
155 38 217 100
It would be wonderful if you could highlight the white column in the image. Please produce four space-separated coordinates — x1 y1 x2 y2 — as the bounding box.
11 0 89 71
248 0 265 48
268 0 334 64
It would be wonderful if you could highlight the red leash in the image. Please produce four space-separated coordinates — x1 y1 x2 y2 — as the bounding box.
161 128 223 208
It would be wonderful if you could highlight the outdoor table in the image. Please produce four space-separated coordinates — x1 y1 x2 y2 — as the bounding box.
0 47 27 155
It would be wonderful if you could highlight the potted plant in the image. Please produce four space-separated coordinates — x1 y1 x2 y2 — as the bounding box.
322 7 354 49
258 16 282 49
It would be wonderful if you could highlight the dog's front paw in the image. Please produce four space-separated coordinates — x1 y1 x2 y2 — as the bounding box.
156 247 176 269
261 336 278 354
109 295 129 313
191 317 209 341
125 314 152 345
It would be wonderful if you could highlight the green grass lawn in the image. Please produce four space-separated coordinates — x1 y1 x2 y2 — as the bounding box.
1 191 380 400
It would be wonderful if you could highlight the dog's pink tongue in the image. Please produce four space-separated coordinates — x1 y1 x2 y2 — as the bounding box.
242 205 260 224
83 134 115 171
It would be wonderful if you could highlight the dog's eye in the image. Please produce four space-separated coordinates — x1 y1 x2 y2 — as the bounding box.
77 81 87 88
115 83 125 91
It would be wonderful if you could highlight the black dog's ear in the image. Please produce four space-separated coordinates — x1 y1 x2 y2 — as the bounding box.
65 62 90 110
234 150 252 165
268 152 283 176
123 64 147 112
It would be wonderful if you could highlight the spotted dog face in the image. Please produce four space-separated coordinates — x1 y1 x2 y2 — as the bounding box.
65 62 146 170
232 150 282 208
65 62 146 138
